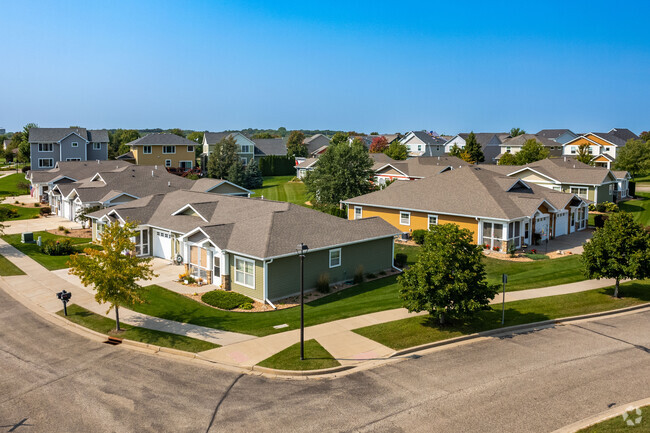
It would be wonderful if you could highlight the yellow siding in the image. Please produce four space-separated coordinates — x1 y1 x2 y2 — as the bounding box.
349 205 479 243
517 170 553 183
570 135 610 148
131 145 195 167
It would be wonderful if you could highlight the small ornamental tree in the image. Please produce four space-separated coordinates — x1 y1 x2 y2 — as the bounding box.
498 152 518 165
515 139 550 164
369 136 389 153
398 224 499 325
243 159 263 189
510 127 526 137
464 132 484 163
449 144 462 157
582 212 650 298
575 143 593 165
207 135 239 179
68 221 156 331
384 141 408 160
286 131 307 157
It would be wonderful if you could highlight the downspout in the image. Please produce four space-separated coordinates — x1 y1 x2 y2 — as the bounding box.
391 239 402 272
264 259 277 309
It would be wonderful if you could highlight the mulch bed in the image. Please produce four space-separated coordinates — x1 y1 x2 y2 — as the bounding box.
46 228 92 238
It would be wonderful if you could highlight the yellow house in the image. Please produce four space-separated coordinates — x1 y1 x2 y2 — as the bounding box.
562 129 638 168
127 133 197 169
342 166 589 253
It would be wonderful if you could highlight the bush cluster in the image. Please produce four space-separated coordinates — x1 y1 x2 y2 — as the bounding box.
201 290 254 310
411 229 427 245
0 207 19 220
316 273 330 293
39 206 51 216
594 214 610 228
394 253 407 268
590 202 619 213
40 239 75 256
353 266 365 284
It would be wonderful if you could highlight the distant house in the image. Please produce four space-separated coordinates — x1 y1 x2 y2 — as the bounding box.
201 132 256 168
88 191 399 302
28 127 109 170
126 133 198 170
443 133 509 163
400 131 447 157
536 129 579 145
495 134 563 161
252 137 287 157
562 129 638 169
304 134 331 157
371 154 468 184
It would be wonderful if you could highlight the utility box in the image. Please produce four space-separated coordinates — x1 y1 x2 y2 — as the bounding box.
21 232 34 244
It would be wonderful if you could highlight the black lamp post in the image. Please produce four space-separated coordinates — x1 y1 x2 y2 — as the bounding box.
296 243 309 360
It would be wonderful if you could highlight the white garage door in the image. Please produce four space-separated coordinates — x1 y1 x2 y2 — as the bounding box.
153 231 173 259
555 211 568 237
63 201 71 220
72 202 80 221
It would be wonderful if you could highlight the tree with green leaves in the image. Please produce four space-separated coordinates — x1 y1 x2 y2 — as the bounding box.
226 160 247 187
384 140 408 160
168 128 185 137
330 132 349 146
251 132 278 139
286 131 307 157
398 224 499 325
244 159 263 189
515 138 550 164
582 212 650 298
510 127 526 137
464 132 484 163
186 131 205 164
207 135 239 179
640 131 650 142
614 139 650 176
304 139 374 207
68 221 156 331
498 152 518 165
448 144 462 157
575 143 593 165
17 123 38 163
109 129 140 158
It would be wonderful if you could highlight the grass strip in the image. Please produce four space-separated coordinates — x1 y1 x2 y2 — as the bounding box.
257 339 340 371
353 281 650 350
57 304 218 352
576 405 649 432
0 253 25 276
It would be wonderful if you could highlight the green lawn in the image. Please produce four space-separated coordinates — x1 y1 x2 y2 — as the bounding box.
131 276 405 337
251 176 309 206
396 244 588 291
58 304 218 352
0 254 25 276
577 405 648 432
0 204 41 220
353 281 650 350
257 339 340 371
0 173 29 196
619 192 650 226
2 231 97 270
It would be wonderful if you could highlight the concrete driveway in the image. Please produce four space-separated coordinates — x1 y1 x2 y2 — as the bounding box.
2 215 82 235
534 228 593 255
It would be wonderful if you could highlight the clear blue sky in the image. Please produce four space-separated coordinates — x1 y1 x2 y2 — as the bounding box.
2 0 649 134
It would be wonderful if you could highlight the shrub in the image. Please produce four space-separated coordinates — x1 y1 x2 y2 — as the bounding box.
604 202 619 213
316 273 330 293
0 207 19 220
240 302 254 310
394 253 407 268
201 290 254 310
34 203 40 207
39 206 51 216
595 203 607 212
178 272 196 284
21 165 31 173
365 272 376 279
40 239 75 256
594 214 609 228
353 265 365 284
64 228 71 234
508 243 516 257
186 174 200 180
588 203 596 211
484 244 490 249
14 200 19 204
58 226 65 231
411 229 427 245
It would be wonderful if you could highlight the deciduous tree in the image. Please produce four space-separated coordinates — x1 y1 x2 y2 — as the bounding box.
17 123 37 163
498 152 518 165
399 224 499 324
582 212 650 298
68 221 156 331
575 143 593 165
510 127 526 137
207 136 239 179
384 141 408 160
515 138 549 164
226 160 247 187
286 131 307 157
615 139 650 176
369 136 389 153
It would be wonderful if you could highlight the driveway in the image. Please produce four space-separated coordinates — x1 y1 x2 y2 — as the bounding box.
2 215 82 235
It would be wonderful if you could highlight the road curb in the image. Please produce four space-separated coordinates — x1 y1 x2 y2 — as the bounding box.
551 397 650 433
251 364 355 377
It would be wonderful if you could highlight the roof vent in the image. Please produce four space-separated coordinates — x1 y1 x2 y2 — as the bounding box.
97 160 100 164
155 165 157 170
152 170 154 177
573 164 576 168
168 181 171 187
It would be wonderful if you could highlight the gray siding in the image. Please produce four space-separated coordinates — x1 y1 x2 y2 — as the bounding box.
87 142 108 161
30 143 60 170
596 183 614 203
60 134 87 161
266 237 394 301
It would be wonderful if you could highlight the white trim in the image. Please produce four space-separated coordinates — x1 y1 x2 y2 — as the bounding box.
92 142 101 150
399 211 411 226
57 131 88 144
204 180 253 196
329 248 341 268
187 145 194 152
71 141 78 147
38 143 54 152
162 145 176 154
506 167 560 184
234 256 256 289
143 145 152 154
354 206 363 220
103 192 140 206
428 214 438 228
341 201 513 222
38 158 54 168
171 204 209 222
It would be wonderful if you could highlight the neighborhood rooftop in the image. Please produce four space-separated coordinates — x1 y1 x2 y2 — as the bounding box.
28 127 109 143
126 132 197 146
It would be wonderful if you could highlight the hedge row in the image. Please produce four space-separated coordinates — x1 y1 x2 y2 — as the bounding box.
258 155 296 176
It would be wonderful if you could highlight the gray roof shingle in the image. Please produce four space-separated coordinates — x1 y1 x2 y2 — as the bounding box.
127 133 197 146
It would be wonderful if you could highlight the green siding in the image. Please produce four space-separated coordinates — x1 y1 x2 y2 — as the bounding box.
229 254 264 300
595 183 613 203
266 237 394 301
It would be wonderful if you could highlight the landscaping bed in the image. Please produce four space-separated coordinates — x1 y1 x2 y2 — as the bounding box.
58 304 218 352
46 227 92 238
353 281 650 350
257 339 340 371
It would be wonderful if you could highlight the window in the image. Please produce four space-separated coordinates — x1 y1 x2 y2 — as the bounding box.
240 145 252 153
92 142 101 150
570 187 588 200
400 212 410 226
417 145 422 151
609 184 614 195
240 157 248 165
588 147 593 154
428 214 438 229
571 146 577 154
605 147 610 152
329 248 341 268
482 222 504 250
71 142 78 147
187 145 194 152
164 159 172 167
38 158 54 168
354 206 362 220
180 161 193 169
506 146 511 153
213 256 220 279
234 257 255 288
163 145 175 154
143 145 152 154
507 221 521 249
134 229 149 256
66 158 81 162
38 143 53 152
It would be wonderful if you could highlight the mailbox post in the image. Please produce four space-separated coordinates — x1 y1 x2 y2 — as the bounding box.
56 290 72 316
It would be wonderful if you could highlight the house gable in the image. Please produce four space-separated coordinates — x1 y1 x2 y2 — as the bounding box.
508 168 559 184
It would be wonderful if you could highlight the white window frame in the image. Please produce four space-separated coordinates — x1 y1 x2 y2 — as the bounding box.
570 186 588 200
143 145 152 154
164 159 172 167
428 214 438 229
38 143 53 152
570 146 576 154
400 211 411 226
329 248 341 268
187 145 194 152
354 206 363 220
92 142 101 150
179 160 193 169
66 158 81 162
163 145 176 154
38 158 54 168
71 141 78 147
240 157 248 165
240 144 252 153
234 256 255 289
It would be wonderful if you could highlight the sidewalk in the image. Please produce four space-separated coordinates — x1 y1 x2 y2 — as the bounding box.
0 236 621 369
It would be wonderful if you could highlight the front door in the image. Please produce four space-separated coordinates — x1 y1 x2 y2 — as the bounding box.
570 211 576 233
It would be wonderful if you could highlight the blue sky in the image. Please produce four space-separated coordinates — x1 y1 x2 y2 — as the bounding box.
2 0 649 134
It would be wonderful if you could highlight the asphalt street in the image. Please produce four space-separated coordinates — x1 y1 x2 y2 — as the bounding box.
1 288 649 433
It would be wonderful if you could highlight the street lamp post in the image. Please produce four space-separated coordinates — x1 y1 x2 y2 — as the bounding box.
296 243 309 360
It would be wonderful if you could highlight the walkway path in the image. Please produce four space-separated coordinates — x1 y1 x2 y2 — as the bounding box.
0 236 620 368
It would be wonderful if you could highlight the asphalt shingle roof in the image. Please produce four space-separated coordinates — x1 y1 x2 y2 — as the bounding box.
253 138 287 156
482 158 619 185
204 132 232 144
536 129 576 140
28 160 132 183
126 133 197 146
